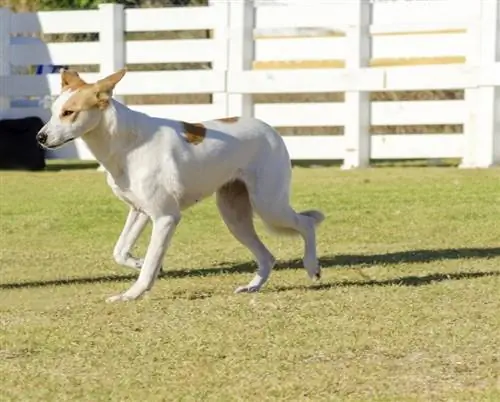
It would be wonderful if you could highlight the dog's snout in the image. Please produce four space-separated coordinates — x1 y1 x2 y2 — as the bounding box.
36 131 48 145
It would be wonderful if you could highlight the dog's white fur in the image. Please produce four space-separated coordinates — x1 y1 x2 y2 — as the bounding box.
38 69 325 302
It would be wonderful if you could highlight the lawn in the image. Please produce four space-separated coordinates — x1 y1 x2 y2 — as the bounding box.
1 166 500 401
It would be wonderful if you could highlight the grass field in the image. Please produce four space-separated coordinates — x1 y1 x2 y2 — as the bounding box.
1 166 500 401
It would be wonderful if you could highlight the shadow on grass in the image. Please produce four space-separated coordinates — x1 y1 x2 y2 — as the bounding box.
274 270 500 293
45 162 99 171
3 247 500 291
1 247 500 290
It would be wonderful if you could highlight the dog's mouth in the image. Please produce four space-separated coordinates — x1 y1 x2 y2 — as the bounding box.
41 137 75 150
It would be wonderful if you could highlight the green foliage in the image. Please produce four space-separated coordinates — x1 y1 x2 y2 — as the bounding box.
39 0 140 10
37 0 204 10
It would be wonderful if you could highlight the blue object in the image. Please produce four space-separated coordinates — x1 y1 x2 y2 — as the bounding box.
35 64 68 75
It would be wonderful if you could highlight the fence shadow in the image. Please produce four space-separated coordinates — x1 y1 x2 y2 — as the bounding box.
274 270 500 293
2 247 499 291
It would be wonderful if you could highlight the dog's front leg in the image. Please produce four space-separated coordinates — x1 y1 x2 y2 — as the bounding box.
106 213 180 303
113 208 150 270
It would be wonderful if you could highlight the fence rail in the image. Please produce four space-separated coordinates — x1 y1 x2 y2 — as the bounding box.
1 0 499 168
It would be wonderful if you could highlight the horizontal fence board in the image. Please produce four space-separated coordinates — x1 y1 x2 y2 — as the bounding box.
371 33 466 59
124 7 218 32
2 73 100 97
256 5 354 29
255 38 345 62
126 40 219 64
383 65 478 91
255 103 344 127
371 0 473 27
5 66 486 98
283 134 463 161
254 100 465 127
3 71 225 97
115 71 226 95
228 69 386 93
11 42 100 66
283 136 345 160
371 134 463 159
255 34 466 63
128 104 224 121
369 22 468 35
255 1 471 31
229 65 484 94
11 36 466 68
11 10 100 34
371 100 466 126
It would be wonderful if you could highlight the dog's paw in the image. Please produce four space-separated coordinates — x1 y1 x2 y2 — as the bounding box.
234 284 261 294
106 293 137 303
312 270 321 281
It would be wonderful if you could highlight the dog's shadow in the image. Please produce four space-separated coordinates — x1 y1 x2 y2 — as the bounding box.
2 247 500 291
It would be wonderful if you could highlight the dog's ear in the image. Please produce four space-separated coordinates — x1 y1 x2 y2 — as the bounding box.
61 69 86 90
94 69 126 109
95 69 126 94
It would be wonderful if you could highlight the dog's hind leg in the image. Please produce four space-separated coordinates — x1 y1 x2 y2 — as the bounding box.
253 199 323 281
246 152 324 281
216 180 276 293
113 208 150 271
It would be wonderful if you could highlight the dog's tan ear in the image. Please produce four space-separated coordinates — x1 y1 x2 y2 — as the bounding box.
94 69 126 109
61 69 86 90
95 69 126 93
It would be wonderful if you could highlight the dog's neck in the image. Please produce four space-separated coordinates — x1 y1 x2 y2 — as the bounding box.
82 99 144 179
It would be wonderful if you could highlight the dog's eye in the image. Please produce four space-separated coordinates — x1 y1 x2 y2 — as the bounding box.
62 110 74 117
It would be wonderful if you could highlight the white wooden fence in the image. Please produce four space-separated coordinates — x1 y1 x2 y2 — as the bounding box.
1 0 500 168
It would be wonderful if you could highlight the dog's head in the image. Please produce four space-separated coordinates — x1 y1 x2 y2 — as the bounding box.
36 69 126 149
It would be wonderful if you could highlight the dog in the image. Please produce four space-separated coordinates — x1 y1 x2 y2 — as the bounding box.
37 69 325 302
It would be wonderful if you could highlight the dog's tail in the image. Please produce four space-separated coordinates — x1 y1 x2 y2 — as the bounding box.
263 209 325 237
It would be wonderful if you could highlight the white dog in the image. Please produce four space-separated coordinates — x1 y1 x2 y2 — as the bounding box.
37 69 325 302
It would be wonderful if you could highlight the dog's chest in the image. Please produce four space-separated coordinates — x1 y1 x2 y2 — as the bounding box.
106 173 144 211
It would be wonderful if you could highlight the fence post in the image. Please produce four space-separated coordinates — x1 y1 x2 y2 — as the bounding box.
227 0 254 117
96 3 125 170
341 0 371 170
98 3 125 104
461 1 482 168
466 0 500 167
0 8 11 114
210 0 230 117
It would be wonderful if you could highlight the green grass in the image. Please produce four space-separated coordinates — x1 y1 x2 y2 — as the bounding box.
1 166 500 401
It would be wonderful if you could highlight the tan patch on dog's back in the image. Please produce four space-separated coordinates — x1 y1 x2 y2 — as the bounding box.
182 122 206 145
216 117 240 123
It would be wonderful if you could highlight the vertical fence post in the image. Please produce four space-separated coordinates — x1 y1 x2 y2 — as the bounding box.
461 1 482 168
341 0 371 170
227 0 254 117
210 0 230 117
0 8 11 114
471 0 500 167
96 3 124 170
99 3 125 104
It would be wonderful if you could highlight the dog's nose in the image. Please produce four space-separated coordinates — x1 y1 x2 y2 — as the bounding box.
36 131 48 145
